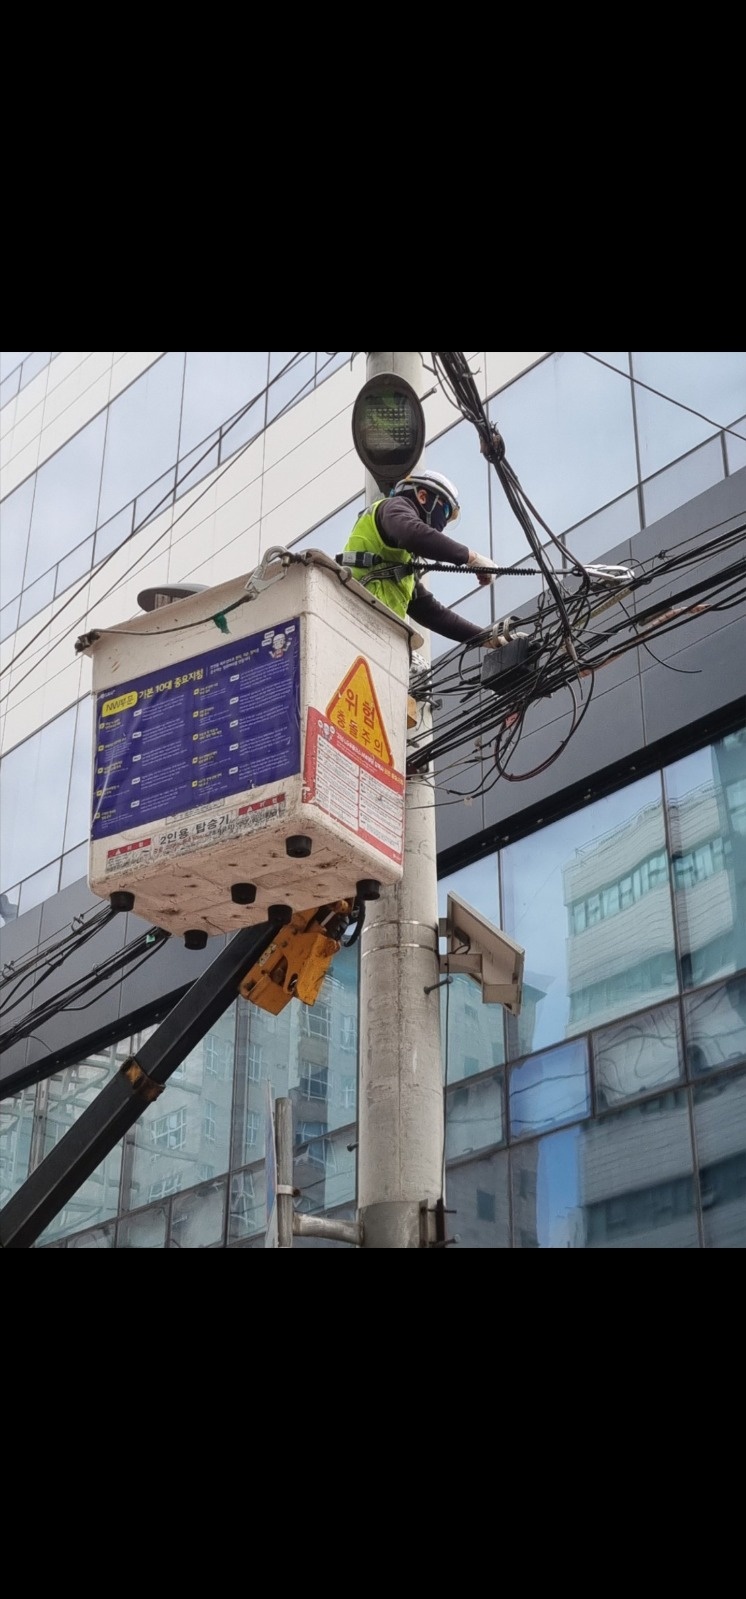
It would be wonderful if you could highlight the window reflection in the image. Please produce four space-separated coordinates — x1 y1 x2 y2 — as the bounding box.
170 1178 227 1248
665 728 746 987
511 1124 587 1247
683 974 746 1076
117 1205 169 1248
180 352 268 459
0 475 34 601
0 1089 36 1207
445 1071 504 1159
127 1007 237 1211
24 412 107 587
502 772 676 1053
693 1068 746 1247
294 1126 356 1215
97 352 183 528
583 1089 697 1249
0 706 77 891
593 1002 683 1109
508 1038 589 1139
232 942 359 1170
36 1048 124 1243
446 1150 510 1248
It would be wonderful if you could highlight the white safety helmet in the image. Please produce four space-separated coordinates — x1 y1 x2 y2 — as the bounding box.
392 470 461 525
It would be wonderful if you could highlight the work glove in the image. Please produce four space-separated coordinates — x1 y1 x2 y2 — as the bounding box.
467 550 495 587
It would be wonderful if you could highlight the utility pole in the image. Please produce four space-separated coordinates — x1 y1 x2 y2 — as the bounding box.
355 353 445 1248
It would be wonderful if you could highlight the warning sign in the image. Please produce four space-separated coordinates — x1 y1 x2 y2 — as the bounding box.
303 712 404 864
325 656 393 766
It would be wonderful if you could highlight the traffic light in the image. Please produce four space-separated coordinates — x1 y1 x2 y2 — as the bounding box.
351 371 426 491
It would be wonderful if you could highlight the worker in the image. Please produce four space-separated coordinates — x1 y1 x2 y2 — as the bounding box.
341 470 496 645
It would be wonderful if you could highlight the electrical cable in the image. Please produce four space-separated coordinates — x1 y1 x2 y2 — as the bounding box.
0 926 170 1053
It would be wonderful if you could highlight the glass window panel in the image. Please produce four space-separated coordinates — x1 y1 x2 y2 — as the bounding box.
428 414 492 606
93 506 132 565
117 1205 169 1248
98 352 183 528
446 1149 511 1247
0 351 31 378
0 706 76 888
64 696 93 853
170 1178 226 1248
0 1088 36 1207
502 771 675 1054
446 1071 504 1160
18 568 55 626
643 436 725 526
127 1003 237 1210
683 975 746 1076
514 1088 697 1248
440 973 506 1083
228 1164 265 1243
175 432 220 501
0 883 20 923
694 1068 746 1247
0 597 20 643
293 1125 356 1215
633 352 746 480
511 1124 587 1247
55 535 93 598
232 941 359 1168
665 728 746 988
20 351 51 387
509 1037 589 1139
60 841 88 889
316 351 352 383
36 1051 124 1243
488 351 638 547
63 1224 115 1249
565 488 641 568
0 475 34 600
24 411 107 587
180 352 268 458
18 859 60 914
219 393 265 462
725 415 746 475
593 1002 683 1109
133 467 176 529
292 495 365 559
267 353 316 424
0 370 21 407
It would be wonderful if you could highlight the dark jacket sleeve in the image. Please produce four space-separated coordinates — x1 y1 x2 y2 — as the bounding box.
408 583 487 642
376 497 471 565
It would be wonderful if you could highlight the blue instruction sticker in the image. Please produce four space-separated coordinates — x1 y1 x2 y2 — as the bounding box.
91 621 300 841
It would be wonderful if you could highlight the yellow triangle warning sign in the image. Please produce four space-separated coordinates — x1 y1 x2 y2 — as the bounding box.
326 656 393 765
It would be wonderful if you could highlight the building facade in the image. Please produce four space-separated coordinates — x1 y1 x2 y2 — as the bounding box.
1 350 744 1247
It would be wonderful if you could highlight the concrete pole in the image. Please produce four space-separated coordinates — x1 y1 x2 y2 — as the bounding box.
357 352 445 1249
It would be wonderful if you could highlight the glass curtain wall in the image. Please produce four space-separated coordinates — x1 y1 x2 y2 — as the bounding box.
3 724 744 1247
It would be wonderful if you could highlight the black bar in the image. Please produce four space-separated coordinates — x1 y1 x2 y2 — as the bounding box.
0 921 281 1250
